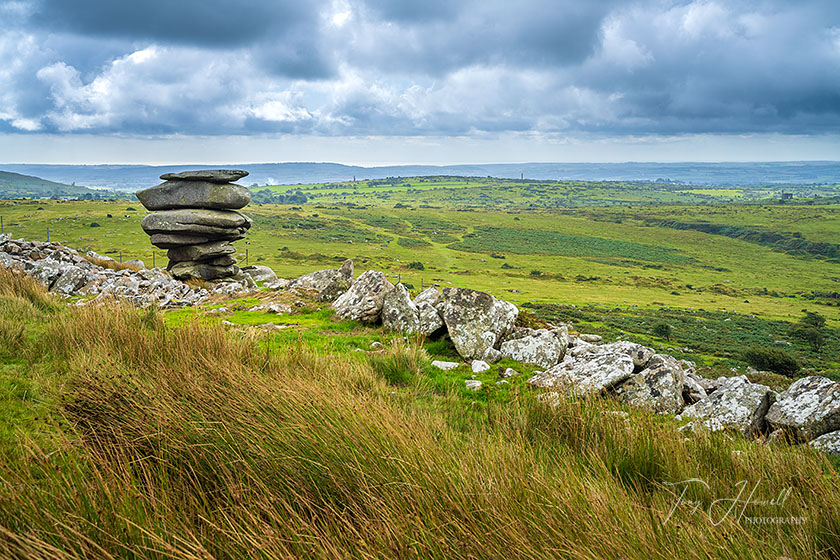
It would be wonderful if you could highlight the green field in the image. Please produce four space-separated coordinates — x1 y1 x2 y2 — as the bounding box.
1 176 839 377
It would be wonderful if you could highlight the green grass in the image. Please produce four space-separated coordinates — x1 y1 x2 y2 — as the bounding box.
1 267 840 558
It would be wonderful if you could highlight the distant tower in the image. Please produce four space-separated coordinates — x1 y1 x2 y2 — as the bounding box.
520 172 524 180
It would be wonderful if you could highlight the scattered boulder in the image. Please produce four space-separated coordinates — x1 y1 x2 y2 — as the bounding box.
471 360 490 373
441 287 518 360
241 265 277 283
289 259 354 301
413 287 445 336
500 328 567 369
382 283 421 334
578 333 602 343
765 376 840 442
614 354 685 414
332 270 394 323
432 360 459 371
599 341 655 369
530 352 635 395
465 379 482 391
808 430 840 455
677 376 775 438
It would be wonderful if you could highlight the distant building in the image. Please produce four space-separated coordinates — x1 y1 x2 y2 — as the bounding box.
780 192 793 200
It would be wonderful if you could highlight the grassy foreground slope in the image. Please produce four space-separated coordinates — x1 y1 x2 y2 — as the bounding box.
1 267 839 558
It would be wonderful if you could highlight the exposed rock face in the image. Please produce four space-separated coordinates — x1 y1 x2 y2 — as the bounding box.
240 265 277 283
765 376 840 442
332 270 394 323
599 341 655 370
413 287 445 336
530 352 635 395
441 288 518 360
289 259 354 302
137 169 252 281
136 180 251 211
0 236 211 307
500 328 567 369
614 354 685 414
381 283 421 334
809 430 840 455
677 376 775 438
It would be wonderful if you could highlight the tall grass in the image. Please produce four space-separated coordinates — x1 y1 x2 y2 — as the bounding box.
0 268 838 558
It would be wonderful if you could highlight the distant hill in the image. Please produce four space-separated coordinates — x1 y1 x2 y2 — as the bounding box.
0 170 101 199
1 161 838 191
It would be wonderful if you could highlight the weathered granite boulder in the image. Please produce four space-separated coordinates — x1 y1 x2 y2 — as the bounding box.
160 169 248 183
441 288 518 360
413 287 445 336
677 376 775 438
136 180 251 211
765 376 840 442
289 259 354 302
809 430 840 455
332 270 395 323
150 232 246 249
51 266 91 295
168 240 236 263
614 354 685 414
530 352 635 395
169 261 239 281
141 209 252 237
682 372 708 404
499 328 567 369
599 341 655 370
240 265 277 283
382 283 421 334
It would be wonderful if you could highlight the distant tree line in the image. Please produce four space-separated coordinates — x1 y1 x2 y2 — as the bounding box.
252 189 308 204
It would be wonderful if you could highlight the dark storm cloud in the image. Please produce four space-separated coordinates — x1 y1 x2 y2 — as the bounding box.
1 0 839 137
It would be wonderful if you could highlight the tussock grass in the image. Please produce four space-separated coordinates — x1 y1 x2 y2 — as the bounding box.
0 270 838 558
82 254 143 273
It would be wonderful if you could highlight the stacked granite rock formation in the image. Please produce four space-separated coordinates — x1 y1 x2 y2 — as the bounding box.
137 169 252 281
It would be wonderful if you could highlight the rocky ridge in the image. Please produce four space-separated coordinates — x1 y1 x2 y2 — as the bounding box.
2 242 839 456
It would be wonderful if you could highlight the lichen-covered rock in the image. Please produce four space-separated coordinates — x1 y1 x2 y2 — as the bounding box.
136 180 251 211
471 360 490 373
240 265 277 283
332 270 394 323
677 376 775 438
499 328 567 369
578 333 602 343
169 261 239 281
432 360 459 371
809 430 840 455
599 341 655 369
765 376 840 442
614 354 685 414
413 287 445 336
168 241 235 263
289 259 354 302
682 372 708 404
531 352 635 395
382 283 421 334
441 288 518 360
51 266 91 295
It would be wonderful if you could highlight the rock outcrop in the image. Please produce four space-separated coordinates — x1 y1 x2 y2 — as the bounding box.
332 270 394 323
765 376 840 442
614 354 685 414
441 288 518 360
381 283 422 334
289 259 354 301
500 328 567 369
677 376 775 438
413 287 445 336
137 170 253 281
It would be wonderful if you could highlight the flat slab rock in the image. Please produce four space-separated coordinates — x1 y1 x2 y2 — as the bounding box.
530 352 635 395
677 375 775 438
765 376 840 442
168 240 235 263
141 209 252 235
137 180 251 211
150 231 246 249
160 169 248 183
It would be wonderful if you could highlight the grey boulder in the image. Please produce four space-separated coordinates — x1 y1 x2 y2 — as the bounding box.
382 283 421 334
530 352 635 395
765 376 840 442
136 180 251 211
599 341 655 369
332 270 395 323
499 328 567 369
809 430 840 455
168 240 236 263
677 375 775 438
241 265 277 283
159 169 248 183
150 231 245 248
169 261 239 281
289 259 354 302
614 354 685 414
141 209 252 236
413 287 445 336
441 288 518 360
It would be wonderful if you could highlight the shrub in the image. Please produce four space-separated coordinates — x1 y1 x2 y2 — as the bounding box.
407 261 425 270
530 270 543 276
89 222 101 227
741 347 800 377
652 322 672 341
790 325 826 351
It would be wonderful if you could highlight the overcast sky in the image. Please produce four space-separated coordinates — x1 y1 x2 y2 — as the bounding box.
1 0 839 164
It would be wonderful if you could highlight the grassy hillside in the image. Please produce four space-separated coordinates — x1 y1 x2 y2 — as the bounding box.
1 266 839 558
0 170 101 199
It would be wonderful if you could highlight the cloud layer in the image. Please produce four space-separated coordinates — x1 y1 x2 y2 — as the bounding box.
1 0 838 138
